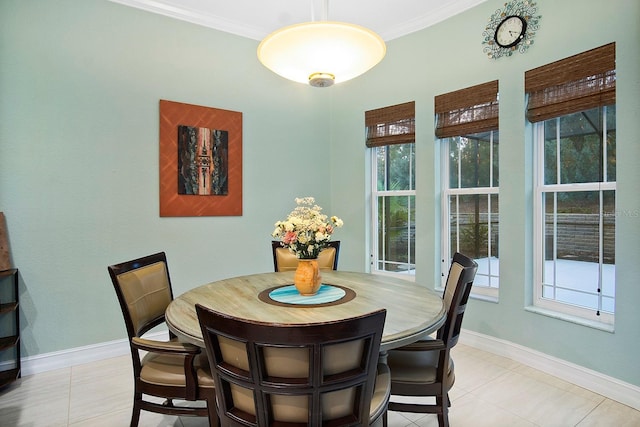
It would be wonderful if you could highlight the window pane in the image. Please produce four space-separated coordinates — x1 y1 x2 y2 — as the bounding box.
543 258 613 313
558 120 601 184
449 133 496 189
492 133 500 186
448 139 459 188
606 105 616 182
449 194 496 259
602 190 616 313
544 107 615 185
376 146 387 191
543 119 558 185
476 194 499 288
543 192 556 262
549 191 601 261
541 189 615 314
449 193 499 288
379 144 414 191
377 195 414 273
489 193 499 258
603 190 615 264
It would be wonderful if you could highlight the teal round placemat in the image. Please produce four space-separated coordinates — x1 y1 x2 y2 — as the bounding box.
259 284 356 307
269 284 345 305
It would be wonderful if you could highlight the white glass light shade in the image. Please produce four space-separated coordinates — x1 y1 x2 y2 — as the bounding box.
257 21 386 87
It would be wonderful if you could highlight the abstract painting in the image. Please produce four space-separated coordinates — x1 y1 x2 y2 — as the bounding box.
178 125 228 196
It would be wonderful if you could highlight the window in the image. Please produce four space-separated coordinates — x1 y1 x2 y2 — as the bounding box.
527 43 616 325
367 102 415 275
436 81 499 297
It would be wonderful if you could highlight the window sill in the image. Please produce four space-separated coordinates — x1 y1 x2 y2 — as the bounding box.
525 306 615 333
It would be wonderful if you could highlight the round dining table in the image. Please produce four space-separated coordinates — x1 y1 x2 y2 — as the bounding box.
166 270 445 352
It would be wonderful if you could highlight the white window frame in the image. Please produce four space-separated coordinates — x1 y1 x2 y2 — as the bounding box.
370 144 416 279
532 109 615 326
441 133 499 299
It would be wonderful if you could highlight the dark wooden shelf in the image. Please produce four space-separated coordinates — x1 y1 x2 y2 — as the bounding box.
0 302 18 314
0 269 18 279
0 335 19 351
0 268 20 387
0 368 21 389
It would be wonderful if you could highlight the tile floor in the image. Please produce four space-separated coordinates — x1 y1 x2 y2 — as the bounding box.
1 343 639 426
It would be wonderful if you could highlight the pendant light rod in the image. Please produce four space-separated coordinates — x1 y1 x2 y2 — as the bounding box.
321 0 328 21
310 0 329 22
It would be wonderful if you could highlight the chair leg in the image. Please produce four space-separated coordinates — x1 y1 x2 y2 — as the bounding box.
207 396 220 427
436 394 450 427
437 412 449 427
130 398 142 427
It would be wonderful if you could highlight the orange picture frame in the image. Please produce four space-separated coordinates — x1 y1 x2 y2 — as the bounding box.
159 100 242 216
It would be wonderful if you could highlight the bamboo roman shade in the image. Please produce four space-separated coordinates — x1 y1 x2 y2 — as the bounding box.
365 101 415 148
525 43 616 123
435 80 498 139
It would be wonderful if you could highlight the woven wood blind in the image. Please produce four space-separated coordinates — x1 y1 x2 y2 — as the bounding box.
365 101 415 148
435 80 499 138
525 43 616 123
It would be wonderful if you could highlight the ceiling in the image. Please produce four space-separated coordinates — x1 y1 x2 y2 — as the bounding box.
109 0 488 41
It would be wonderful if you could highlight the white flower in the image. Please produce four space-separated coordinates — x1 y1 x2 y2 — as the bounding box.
331 216 344 228
271 197 344 259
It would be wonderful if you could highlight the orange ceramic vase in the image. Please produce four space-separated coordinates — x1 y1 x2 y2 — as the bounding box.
293 259 321 296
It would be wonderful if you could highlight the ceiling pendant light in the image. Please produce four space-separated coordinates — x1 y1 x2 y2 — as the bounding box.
257 2 386 87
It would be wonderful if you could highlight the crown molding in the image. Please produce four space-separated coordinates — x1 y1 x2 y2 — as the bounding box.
380 0 488 40
108 0 268 40
108 0 488 41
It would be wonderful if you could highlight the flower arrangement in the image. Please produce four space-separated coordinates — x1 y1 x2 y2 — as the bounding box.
272 197 344 259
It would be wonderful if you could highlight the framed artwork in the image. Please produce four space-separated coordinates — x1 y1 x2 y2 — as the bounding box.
159 100 242 216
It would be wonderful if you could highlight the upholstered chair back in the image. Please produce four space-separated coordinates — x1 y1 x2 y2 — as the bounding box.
439 252 478 347
197 305 387 426
111 259 173 338
272 240 340 272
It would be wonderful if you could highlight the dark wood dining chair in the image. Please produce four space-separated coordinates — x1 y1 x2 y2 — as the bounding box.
108 252 218 427
386 252 478 427
271 240 340 272
196 304 390 427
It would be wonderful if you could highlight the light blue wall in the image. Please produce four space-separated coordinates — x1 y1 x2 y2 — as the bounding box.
328 0 640 387
0 0 334 356
1 0 639 389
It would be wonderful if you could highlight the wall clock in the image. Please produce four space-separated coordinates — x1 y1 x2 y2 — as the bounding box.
482 0 541 60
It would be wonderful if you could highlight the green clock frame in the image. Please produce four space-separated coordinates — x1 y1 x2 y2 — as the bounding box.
482 0 541 60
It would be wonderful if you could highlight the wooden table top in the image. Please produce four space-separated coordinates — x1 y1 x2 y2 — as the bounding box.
166 270 446 352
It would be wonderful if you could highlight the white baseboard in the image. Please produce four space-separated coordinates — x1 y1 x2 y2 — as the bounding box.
460 329 640 412
16 330 640 412
20 331 167 376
